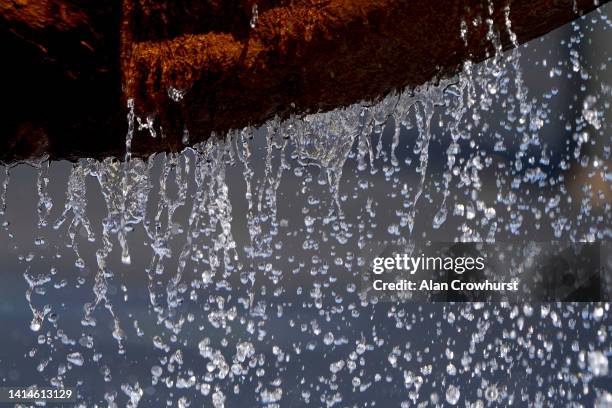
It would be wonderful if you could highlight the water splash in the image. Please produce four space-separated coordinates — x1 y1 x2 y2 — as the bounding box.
0 5 610 407
54 161 96 268
35 158 53 245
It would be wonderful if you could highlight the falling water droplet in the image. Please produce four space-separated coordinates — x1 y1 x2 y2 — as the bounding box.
250 4 259 28
446 385 460 405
